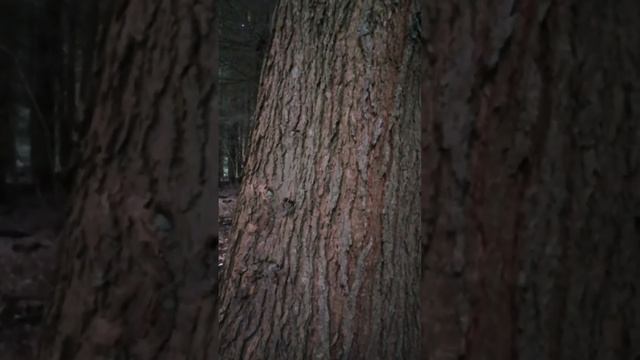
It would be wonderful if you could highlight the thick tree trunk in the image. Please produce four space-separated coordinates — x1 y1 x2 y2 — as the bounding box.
39 1 218 359
421 1 640 359
220 1 423 359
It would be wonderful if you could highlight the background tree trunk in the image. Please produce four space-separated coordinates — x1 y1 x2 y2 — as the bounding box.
29 102 54 193
75 0 102 143
0 105 16 203
58 0 77 176
39 1 218 359
219 1 423 359
228 125 239 184
29 0 61 195
421 1 640 359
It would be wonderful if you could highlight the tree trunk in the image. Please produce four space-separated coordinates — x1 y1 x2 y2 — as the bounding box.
235 129 243 182
219 1 423 359
58 0 77 176
421 1 640 359
39 1 219 359
0 105 15 203
228 124 238 184
30 0 60 194
76 0 110 146
29 103 54 192
219 149 226 184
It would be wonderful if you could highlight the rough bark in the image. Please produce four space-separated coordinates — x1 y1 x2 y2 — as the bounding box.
421 1 640 359
220 1 423 359
39 1 218 359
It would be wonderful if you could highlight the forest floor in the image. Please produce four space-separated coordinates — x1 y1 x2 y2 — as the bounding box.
0 192 62 360
0 184 239 359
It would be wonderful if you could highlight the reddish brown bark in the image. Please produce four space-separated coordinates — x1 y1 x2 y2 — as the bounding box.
39 1 218 359
220 1 423 359
421 1 640 359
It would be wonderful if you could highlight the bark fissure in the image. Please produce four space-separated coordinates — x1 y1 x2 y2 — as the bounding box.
40 1 218 359
422 1 640 359
220 1 422 358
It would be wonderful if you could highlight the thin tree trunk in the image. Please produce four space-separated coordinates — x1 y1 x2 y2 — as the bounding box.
421 1 640 359
228 126 238 184
39 1 218 359
58 0 76 175
75 0 109 146
220 1 423 359
235 129 243 182
0 106 15 202
30 0 60 194
29 103 54 193
219 149 226 184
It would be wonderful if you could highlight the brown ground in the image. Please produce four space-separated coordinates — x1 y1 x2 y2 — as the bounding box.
0 194 62 360
0 185 238 359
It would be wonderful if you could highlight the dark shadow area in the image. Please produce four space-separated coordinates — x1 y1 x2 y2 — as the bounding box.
0 186 61 359
0 1 73 357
